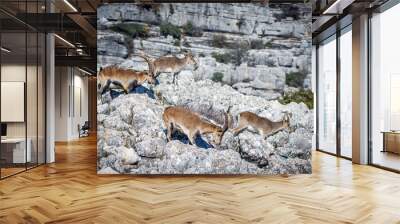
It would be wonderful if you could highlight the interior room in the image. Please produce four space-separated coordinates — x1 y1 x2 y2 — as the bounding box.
54 66 92 141
370 3 400 171
0 0 400 223
0 6 46 178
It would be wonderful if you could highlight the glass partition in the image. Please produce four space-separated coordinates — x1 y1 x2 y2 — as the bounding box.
1 31 28 177
38 32 45 165
0 1 46 179
27 31 38 169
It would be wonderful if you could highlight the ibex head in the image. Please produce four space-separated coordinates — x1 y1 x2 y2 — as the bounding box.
212 112 229 145
282 112 292 131
184 53 199 71
144 72 157 85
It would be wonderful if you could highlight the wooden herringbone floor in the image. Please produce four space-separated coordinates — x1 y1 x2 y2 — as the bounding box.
1 135 400 224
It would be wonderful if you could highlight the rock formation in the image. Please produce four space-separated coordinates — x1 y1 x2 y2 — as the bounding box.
97 3 313 175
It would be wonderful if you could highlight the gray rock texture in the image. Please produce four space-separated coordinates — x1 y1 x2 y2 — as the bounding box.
97 3 312 98
97 73 313 174
97 3 313 175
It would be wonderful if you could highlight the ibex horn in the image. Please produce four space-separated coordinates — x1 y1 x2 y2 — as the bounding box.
132 53 155 77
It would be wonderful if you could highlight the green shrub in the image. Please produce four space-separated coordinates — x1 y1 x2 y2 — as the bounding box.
138 3 161 14
211 45 248 66
160 22 181 39
211 35 228 48
250 40 264 49
211 52 232 64
183 22 203 37
231 43 249 66
282 5 301 20
212 72 224 83
264 41 273 48
183 40 191 47
236 17 245 29
279 89 314 109
285 71 307 88
110 23 149 38
173 39 181 46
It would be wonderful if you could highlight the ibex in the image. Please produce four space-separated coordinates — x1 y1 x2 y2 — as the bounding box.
232 112 291 137
136 52 199 84
97 66 156 94
163 106 229 146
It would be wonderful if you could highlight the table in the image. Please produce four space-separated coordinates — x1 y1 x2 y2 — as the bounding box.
381 131 400 154
1 138 31 163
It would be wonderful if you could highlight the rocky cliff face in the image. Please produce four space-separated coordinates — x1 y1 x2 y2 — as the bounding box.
97 3 313 175
98 72 312 174
98 3 312 98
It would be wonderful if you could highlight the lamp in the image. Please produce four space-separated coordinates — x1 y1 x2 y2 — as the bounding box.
63 0 78 12
54 34 75 48
1 47 11 53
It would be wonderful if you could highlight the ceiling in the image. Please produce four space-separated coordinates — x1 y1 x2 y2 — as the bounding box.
311 0 390 42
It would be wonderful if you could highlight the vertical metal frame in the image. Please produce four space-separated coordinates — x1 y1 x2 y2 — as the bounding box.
44 0 47 164
25 0 28 171
336 27 341 157
36 0 39 168
367 11 373 165
315 44 320 151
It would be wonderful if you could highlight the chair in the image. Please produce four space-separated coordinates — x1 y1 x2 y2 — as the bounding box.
79 121 90 138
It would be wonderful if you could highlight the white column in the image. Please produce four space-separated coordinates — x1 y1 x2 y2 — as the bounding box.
46 32 55 163
352 14 369 164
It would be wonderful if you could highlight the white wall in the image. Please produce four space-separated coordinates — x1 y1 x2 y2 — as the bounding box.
1 63 46 164
1 65 40 138
55 66 69 141
1 65 26 138
55 67 89 141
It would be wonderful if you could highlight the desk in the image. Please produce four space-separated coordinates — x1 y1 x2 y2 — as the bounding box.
1 138 31 163
382 131 400 154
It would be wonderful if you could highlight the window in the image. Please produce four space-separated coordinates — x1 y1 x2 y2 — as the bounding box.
317 35 337 154
370 3 400 171
339 27 352 158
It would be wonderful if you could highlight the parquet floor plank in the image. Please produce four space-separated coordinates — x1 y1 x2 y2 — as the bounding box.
0 135 399 223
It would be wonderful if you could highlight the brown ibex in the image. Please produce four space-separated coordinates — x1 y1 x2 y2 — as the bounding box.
163 106 229 146
97 66 156 94
232 112 291 137
136 52 199 84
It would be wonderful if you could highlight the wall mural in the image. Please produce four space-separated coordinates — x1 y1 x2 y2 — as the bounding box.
97 3 313 175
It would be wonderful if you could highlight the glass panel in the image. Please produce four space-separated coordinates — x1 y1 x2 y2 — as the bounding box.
26 0 39 169
371 4 400 171
1 31 27 177
27 31 38 169
0 0 46 178
38 32 45 165
318 36 337 154
340 28 352 158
